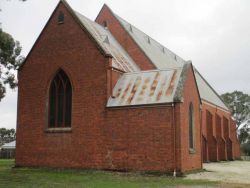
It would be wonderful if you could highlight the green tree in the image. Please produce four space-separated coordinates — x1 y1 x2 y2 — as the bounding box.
0 128 16 146
241 140 250 156
221 91 250 144
0 29 24 101
0 0 27 101
221 91 250 127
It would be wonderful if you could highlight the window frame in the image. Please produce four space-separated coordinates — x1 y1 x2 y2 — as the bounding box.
46 69 72 133
188 102 195 153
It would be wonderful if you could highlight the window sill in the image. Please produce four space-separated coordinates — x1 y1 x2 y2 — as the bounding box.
45 127 72 133
189 148 196 154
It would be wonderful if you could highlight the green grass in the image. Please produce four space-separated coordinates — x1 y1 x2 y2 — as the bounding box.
0 160 218 188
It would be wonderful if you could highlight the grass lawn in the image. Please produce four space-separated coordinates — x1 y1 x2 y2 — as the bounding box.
0 159 218 188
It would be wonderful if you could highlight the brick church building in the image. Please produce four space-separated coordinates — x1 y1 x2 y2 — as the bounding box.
16 0 240 173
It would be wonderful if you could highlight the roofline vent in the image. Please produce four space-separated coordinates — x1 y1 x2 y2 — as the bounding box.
147 36 151 44
162 47 165 53
103 36 110 44
129 24 133 32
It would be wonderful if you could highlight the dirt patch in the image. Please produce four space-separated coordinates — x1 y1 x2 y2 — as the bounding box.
186 161 250 185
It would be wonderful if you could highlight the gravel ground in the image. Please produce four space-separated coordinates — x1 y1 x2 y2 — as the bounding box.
186 161 250 185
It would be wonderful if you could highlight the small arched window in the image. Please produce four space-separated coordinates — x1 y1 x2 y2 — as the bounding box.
189 103 194 149
48 69 72 128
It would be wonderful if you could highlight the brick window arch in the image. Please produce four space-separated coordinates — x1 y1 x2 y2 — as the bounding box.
48 69 72 128
189 102 194 149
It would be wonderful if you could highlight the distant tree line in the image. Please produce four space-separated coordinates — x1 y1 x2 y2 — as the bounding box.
0 128 16 146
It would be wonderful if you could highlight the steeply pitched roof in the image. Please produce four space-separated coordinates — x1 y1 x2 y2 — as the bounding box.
103 7 228 110
114 15 185 69
19 0 139 73
1 141 16 149
75 11 139 72
107 68 183 107
194 69 229 110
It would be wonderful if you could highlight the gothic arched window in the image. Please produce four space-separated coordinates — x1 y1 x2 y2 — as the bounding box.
48 69 72 128
189 103 194 149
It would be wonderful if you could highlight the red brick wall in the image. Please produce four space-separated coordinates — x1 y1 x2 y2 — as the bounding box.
95 5 155 70
176 66 202 172
216 115 227 160
16 1 240 173
206 111 218 161
16 2 176 172
104 106 175 172
201 102 240 161
16 2 110 168
230 120 241 159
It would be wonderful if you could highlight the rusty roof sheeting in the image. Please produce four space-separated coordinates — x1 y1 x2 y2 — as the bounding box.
75 11 139 72
107 68 182 107
112 13 228 110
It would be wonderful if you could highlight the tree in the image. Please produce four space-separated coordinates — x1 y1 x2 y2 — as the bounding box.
241 140 250 156
221 91 250 128
221 91 250 144
0 29 24 101
238 128 250 144
0 128 16 146
0 0 26 101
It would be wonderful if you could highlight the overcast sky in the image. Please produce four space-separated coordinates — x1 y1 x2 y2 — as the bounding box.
0 0 249 129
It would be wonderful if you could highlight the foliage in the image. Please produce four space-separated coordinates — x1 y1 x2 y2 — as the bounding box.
0 0 27 101
238 128 250 144
0 29 24 101
0 160 218 188
221 91 250 126
0 128 16 146
241 140 250 156
221 91 250 144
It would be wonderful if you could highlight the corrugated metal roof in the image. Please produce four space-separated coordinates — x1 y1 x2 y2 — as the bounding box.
113 13 229 110
114 14 185 69
107 68 182 107
1 141 16 149
75 11 139 72
194 69 229 110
